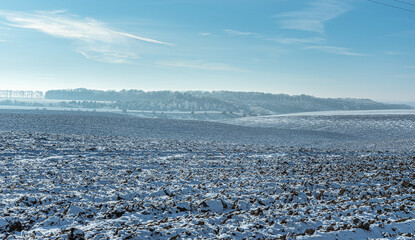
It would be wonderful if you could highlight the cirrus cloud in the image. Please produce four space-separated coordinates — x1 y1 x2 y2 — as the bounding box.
304 45 367 56
276 0 352 34
0 10 171 63
156 60 249 72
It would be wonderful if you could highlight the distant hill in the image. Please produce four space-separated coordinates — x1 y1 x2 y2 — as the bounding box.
44 88 412 115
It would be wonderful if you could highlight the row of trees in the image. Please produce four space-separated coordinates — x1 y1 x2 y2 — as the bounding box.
0 90 44 99
43 89 412 114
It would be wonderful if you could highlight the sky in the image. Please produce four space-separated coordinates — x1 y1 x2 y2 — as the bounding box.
0 0 414 102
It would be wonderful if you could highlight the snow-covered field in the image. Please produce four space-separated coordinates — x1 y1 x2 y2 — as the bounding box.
223 110 415 152
0 109 414 239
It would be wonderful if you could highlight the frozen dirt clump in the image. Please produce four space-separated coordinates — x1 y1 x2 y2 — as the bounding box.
0 219 24 234
0 131 414 239
67 228 85 240
199 199 226 213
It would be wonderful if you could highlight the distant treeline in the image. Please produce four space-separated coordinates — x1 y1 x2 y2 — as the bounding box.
0 90 44 99
0 100 44 107
44 88 412 115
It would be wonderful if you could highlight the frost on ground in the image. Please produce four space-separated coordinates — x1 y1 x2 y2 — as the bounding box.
0 132 414 239
224 110 415 152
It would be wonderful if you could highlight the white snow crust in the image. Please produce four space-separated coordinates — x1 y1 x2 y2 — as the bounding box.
0 109 414 239
0 131 414 239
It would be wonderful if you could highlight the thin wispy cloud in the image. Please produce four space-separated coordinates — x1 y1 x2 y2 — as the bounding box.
224 29 260 37
395 74 415 79
305 46 367 56
0 10 170 63
271 37 326 45
404 65 415 69
401 30 415 38
156 60 248 72
199 32 211 36
277 0 352 34
387 30 415 39
385 51 399 56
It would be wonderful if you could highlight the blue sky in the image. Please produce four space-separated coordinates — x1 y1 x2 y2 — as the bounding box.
0 0 414 102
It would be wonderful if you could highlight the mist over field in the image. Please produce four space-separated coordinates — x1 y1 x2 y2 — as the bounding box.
1 89 412 121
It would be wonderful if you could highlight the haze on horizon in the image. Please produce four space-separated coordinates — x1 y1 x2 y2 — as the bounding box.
0 0 414 102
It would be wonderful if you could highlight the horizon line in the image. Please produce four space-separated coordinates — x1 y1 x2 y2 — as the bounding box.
1 88 415 104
